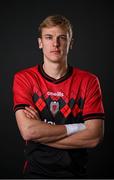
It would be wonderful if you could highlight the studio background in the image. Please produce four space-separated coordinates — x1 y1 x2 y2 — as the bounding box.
0 0 113 178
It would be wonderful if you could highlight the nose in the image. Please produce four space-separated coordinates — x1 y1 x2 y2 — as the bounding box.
53 37 60 47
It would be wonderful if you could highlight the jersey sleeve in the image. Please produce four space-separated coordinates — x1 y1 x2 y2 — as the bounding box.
82 76 105 121
13 72 36 112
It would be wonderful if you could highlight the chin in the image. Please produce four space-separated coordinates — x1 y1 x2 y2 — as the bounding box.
50 58 63 63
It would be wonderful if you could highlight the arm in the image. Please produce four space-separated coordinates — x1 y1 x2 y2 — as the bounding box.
45 119 104 149
16 106 86 143
15 109 68 143
23 106 104 149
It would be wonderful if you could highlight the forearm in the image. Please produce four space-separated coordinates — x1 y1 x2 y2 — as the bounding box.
16 110 67 141
17 108 86 143
44 120 104 149
16 109 103 147
44 129 98 149
29 122 68 143
33 123 86 143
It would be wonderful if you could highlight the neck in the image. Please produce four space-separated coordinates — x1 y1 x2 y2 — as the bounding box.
43 61 68 79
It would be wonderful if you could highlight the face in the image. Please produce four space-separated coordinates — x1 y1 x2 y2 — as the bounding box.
38 26 72 63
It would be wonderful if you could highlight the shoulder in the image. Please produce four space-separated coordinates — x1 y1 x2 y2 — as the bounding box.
73 67 98 81
14 65 39 79
71 67 100 89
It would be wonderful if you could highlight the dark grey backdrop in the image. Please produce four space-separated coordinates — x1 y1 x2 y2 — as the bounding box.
0 0 113 178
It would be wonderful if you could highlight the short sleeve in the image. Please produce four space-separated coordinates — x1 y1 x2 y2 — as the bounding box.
82 76 105 121
13 72 36 112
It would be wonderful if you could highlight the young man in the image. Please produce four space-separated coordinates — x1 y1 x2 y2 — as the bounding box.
13 15 105 178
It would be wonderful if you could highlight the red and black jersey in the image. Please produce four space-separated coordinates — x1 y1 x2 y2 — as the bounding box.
13 64 104 123
13 64 105 178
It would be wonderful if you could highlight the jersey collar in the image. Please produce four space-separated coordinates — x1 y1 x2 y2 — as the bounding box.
38 63 73 84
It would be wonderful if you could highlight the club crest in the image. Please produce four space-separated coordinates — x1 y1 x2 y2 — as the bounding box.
50 101 59 116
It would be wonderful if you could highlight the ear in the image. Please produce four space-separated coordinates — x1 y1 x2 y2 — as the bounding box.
69 38 73 49
38 38 43 49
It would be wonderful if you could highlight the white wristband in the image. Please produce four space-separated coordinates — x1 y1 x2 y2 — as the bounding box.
65 123 86 135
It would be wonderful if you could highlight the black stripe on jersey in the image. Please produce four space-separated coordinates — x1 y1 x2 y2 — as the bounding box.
83 113 105 121
14 104 29 112
38 64 73 84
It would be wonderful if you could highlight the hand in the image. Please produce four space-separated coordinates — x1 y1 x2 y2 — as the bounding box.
24 106 40 120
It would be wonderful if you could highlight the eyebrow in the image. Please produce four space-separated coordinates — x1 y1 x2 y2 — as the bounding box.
43 34 67 37
44 34 52 36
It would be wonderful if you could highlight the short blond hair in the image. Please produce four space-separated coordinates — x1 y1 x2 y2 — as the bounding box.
38 15 73 39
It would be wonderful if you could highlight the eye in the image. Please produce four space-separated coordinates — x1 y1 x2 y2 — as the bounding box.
59 35 67 41
45 36 52 40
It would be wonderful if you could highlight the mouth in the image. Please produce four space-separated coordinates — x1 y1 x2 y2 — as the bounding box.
50 50 60 54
